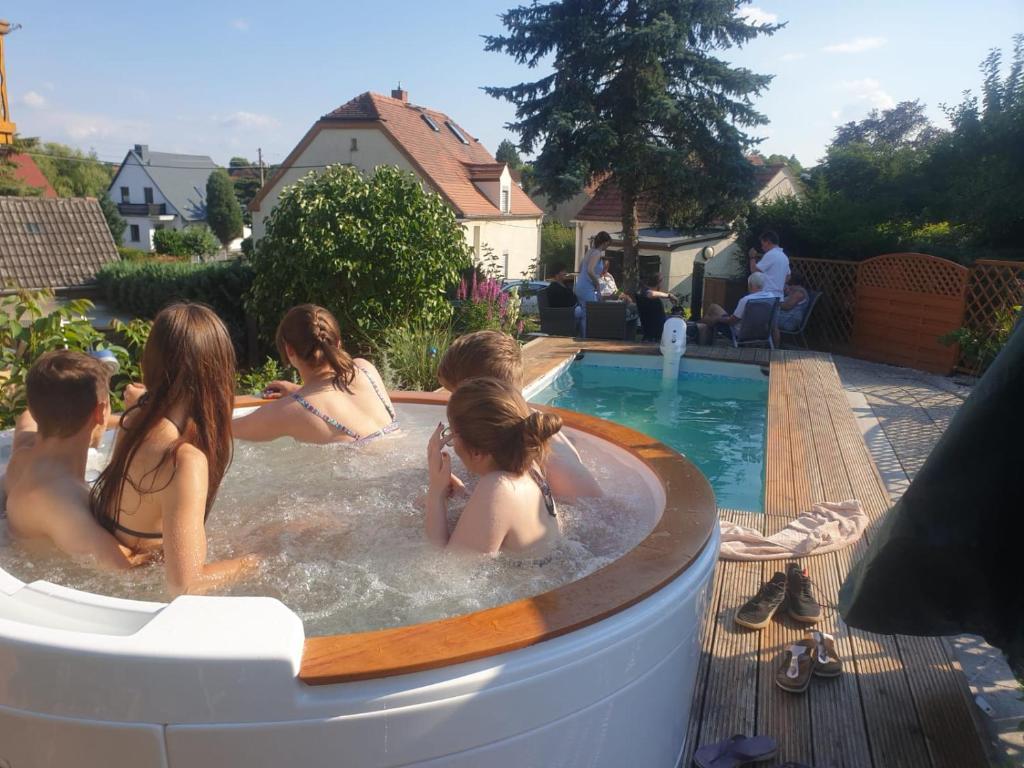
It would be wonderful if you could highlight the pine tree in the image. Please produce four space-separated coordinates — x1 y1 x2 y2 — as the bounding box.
205 169 244 247
495 139 523 169
485 0 780 284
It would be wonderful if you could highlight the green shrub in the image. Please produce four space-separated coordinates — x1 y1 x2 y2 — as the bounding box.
95 259 254 356
941 304 1022 374
248 164 471 350
206 169 244 246
153 226 220 259
376 323 453 391
540 221 575 273
0 291 149 426
236 356 295 396
117 246 151 262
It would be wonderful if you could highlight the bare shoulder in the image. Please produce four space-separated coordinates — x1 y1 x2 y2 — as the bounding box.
174 443 208 474
354 359 386 383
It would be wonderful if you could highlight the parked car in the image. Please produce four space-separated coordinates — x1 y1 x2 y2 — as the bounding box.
501 279 550 315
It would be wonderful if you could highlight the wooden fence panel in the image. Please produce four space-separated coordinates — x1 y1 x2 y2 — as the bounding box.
959 259 1024 372
790 257 857 351
852 253 968 374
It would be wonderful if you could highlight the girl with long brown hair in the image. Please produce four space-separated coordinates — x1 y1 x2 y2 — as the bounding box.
91 303 257 595
425 377 563 555
232 304 397 445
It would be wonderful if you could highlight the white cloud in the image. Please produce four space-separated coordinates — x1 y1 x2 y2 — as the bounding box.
230 18 249 31
217 111 278 129
839 78 896 110
740 6 778 25
21 90 46 108
823 36 887 54
780 52 806 62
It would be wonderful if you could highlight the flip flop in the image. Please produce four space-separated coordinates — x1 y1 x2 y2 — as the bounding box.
693 734 779 767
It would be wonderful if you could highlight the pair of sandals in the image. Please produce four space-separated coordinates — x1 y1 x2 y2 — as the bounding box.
693 734 811 767
776 631 843 694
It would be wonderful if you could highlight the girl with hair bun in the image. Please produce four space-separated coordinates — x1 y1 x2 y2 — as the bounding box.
425 377 563 555
232 304 397 445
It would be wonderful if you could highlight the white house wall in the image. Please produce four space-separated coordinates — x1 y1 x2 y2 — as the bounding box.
466 218 542 280
110 157 175 212
251 128 420 240
252 127 542 275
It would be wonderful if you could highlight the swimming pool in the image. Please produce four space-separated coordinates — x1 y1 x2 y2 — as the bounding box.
528 353 769 512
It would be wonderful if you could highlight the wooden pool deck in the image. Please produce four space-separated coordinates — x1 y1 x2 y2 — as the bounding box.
521 337 988 768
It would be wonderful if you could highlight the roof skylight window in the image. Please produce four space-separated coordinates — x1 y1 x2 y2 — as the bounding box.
421 113 440 132
446 121 470 144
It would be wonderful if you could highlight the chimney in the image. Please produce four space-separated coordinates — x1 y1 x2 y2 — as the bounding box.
391 87 409 103
134 144 150 163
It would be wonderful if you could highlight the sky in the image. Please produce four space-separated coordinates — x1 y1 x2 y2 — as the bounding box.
4 0 1022 170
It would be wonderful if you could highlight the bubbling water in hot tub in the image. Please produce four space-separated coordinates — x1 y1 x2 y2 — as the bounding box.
0 404 658 636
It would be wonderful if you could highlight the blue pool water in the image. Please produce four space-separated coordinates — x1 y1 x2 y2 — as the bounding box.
529 354 769 512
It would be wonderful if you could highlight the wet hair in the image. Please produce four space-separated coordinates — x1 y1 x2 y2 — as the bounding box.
759 230 780 245
26 351 110 439
276 304 355 390
438 331 524 389
447 377 562 475
593 231 612 249
748 272 766 290
91 303 236 529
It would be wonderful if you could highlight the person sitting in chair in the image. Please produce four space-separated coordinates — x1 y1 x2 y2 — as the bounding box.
545 263 577 309
702 272 776 329
635 273 678 342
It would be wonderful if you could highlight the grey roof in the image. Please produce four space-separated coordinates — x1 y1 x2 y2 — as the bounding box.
0 197 118 290
120 147 218 222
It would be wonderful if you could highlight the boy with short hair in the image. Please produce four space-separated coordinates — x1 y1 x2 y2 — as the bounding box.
3 351 141 570
438 331 602 499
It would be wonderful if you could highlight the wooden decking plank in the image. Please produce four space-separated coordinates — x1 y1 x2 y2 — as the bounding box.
809 356 988 768
756 352 814 764
803 356 935 768
785 355 876 768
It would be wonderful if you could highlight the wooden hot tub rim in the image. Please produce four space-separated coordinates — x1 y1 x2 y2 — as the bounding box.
239 391 717 685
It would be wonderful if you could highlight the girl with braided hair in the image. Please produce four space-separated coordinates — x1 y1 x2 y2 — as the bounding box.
232 304 397 445
425 377 563 556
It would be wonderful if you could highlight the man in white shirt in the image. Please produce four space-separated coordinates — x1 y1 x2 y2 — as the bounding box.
701 272 776 327
749 230 790 297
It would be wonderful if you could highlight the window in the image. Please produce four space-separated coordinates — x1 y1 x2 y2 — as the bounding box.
120 186 130 203
502 250 510 279
472 226 481 259
144 187 154 204
500 187 510 214
350 137 358 151
25 222 43 235
130 224 140 242
445 121 470 144
421 113 440 131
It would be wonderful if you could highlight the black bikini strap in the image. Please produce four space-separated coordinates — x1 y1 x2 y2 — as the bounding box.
529 467 557 517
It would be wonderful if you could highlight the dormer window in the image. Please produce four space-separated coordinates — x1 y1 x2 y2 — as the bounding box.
500 185 510 214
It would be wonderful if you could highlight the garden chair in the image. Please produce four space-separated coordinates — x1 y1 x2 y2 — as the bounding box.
779 290 821 349
537 287 577 337
585 301 638 340
730 297 780 349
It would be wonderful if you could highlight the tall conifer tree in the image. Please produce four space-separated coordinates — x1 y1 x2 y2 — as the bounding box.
486 1 780 283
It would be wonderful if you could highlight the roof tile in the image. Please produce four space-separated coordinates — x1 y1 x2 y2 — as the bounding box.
0 197 119 290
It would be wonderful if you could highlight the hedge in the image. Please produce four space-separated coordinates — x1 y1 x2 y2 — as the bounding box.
96 260 254 357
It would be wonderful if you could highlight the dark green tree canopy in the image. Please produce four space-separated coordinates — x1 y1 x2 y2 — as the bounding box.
495 139 523 169
485 0 780 281
205 169 244 246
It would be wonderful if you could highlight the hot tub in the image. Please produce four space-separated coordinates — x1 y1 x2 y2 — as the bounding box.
0 394 718 768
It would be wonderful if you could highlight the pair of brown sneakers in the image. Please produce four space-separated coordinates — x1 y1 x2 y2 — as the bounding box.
775 631 843 693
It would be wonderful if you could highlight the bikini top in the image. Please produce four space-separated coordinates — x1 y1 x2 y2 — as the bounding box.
291 365 399 445
529 467 557 518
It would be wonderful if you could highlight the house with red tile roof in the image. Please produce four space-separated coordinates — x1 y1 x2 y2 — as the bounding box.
571 164 802 297
5 153 57 198
250 90 544 279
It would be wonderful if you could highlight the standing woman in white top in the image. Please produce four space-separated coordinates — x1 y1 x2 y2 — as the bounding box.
574 231 611 336
748 230 790 298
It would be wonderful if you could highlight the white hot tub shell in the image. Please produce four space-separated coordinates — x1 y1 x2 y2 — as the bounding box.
0 402 719 768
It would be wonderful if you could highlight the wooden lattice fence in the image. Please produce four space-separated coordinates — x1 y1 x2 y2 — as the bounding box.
790 255 1024 374
790 257 857 351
